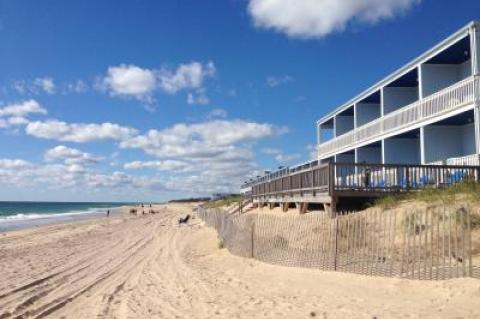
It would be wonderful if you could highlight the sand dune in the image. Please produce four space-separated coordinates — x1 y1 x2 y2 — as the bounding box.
0 203 479 318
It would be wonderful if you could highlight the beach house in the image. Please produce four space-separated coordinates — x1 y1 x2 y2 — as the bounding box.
317 21 480 167
245 22 480 214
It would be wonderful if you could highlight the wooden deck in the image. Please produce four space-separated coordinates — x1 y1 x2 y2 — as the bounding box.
250 162 480 214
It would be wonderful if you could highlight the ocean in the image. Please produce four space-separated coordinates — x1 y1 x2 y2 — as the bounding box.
0 201 134 232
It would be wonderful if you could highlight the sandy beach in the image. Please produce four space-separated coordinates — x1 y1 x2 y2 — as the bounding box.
1 203 479 318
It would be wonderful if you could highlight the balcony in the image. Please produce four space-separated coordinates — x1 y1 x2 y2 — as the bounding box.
318 76 479 159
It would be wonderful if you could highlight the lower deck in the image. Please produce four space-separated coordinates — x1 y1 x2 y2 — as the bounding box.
251 161 480 214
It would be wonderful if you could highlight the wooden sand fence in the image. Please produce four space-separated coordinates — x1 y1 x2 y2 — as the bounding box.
197 206 479 280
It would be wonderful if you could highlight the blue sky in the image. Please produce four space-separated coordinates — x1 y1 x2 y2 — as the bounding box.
0 0 479 202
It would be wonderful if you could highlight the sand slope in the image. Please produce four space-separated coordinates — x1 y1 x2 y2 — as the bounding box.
0 203 479 318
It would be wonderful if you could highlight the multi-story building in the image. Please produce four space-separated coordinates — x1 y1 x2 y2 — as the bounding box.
317 21 480 167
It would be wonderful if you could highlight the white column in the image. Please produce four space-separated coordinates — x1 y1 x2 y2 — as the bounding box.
420 126 426 164
353 104 357 128
473 24 480 154
333 116 337 138
471 23 479 76
381 140 386 164
470 24 480 155
418 65 424 99
475 105 480 154
354 148 358 174
380 88 385 117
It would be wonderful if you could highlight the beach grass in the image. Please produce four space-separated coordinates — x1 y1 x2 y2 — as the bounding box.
374 180 480 209
204 195 242 209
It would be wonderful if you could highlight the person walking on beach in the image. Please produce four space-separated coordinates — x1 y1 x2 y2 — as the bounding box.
106 210 110 217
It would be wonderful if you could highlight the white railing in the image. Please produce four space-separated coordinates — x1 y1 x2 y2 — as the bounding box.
319 76 479 158
428 154 480 166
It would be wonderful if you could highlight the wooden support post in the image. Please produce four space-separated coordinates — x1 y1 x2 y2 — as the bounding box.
299 202 308 214
334 217 339 271
282 202 289 212
330 196 337 218
406 167 410 192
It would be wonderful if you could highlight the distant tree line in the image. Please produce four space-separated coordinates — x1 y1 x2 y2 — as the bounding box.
168 197 211 203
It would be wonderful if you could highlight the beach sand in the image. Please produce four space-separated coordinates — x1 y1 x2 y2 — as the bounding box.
0 203 479 318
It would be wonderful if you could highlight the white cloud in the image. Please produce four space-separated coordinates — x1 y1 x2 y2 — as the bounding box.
102 64 156 98
33 77 55 94
248 0 420 39
65 80 88 93
266 75 293 88
0 98 290 195
187 88 210 105
159 61 216 94
118 119 288 193
261 147 281 155
0 158 137 190
44 145 102 165
274 153 300 162
0 100 46 130
7 116 29 125
26 120 137 143
99 61 216 107
13 78 56 95
261 147 301 163
0 156 172 194
0 100 47 117
206 108 228 119
0 159 32 170
120 120 288 158
124 160 190 172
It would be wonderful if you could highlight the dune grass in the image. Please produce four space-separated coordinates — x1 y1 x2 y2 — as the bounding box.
204 195 242 209
374 180 480 210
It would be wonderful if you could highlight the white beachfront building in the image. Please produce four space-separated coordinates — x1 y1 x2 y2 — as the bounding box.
317 21 480 167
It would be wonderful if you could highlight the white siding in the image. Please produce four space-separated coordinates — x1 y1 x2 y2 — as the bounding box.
421 62 472 97
355 103 380 127
424 125 475 163
384 138 420 164
335 116 354 136
462 123 476 155
460 59 473 78
335 153 355 163
356 146 382 163
383 87 419 115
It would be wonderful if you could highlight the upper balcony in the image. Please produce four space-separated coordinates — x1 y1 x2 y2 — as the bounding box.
317 23 480 160
318 75 479 159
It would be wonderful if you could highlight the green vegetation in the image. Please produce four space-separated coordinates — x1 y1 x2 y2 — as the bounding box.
168 197 210 203
204 195 242 208
374 180 480 209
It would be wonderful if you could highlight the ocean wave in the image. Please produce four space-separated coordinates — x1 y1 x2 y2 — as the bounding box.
0 207 116 222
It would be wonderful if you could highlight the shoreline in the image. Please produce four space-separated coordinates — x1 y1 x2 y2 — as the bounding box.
0 205 129 233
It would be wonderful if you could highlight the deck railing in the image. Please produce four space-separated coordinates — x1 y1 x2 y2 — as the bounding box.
318 76 479 158
252 163 331 197
251 162 480 199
